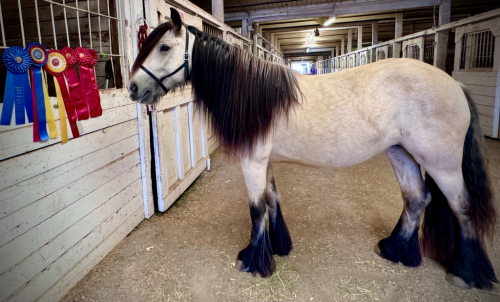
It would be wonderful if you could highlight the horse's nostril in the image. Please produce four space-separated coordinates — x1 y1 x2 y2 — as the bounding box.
130 83 138 95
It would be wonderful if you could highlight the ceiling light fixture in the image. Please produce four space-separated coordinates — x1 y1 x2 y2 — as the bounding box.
324 15 337 26
306 48 310 53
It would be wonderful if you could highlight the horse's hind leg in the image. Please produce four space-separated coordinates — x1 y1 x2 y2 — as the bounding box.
266 165 293 256
375 145 431 267
235 153 275 277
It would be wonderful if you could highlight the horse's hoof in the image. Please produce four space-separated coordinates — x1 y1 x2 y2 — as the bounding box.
446 273 472 289
234 258 249 272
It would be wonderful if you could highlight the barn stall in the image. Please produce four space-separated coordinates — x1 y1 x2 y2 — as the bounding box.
0 0 252 300
1 0 500 301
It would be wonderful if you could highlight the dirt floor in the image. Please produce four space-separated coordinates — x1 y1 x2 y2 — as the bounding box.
63 140 500 302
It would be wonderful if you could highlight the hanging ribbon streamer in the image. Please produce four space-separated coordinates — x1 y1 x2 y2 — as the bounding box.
53 78 68 144
41 70 58 138
0 46 34 126
45 50 80 139
61 47 88 120
29 43 55 141
87 49 102 117
75 47 101 118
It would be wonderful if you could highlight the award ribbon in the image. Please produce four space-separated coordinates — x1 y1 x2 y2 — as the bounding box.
87 49 102 117
53 78 68 144
45 50 80 139
75 47 102 118
29 44 54 141
61 47 88 120
0 46 34 126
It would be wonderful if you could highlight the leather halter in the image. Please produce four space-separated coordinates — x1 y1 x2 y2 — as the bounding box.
139 27 190 93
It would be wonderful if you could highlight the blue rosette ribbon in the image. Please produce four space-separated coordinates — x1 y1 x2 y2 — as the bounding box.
0 46 34 126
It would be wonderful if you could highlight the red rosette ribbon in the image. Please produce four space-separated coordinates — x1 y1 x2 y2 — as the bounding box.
76 47 102 118
45 50 80 139
61 47 89 120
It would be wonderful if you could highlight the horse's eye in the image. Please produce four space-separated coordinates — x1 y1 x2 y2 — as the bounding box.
160 45 170 52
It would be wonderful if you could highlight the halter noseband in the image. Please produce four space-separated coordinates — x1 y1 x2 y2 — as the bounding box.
139 27 190 93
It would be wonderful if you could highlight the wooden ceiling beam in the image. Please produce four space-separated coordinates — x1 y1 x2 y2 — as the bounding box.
224 0 441 22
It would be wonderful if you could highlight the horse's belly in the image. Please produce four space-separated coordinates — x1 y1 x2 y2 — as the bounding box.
269 107 399 168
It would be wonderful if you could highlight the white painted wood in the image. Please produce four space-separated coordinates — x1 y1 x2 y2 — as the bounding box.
0 178 142 302
151 110 165 212
35 205 144 302
357 26 362 50
0 130 138 221
0 153 140 276
0 137 140 247
0 103 137 161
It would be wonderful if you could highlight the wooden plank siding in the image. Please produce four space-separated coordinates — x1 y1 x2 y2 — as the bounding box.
453 71 499 138
0 88 146 302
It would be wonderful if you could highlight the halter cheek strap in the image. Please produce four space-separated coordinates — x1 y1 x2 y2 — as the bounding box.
140 27 190 93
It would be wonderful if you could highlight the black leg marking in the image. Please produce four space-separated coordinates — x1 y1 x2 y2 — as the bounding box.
377 217 422 267
269 202 293 256
448 235 498 290
236 198 275 277
266 178 293 256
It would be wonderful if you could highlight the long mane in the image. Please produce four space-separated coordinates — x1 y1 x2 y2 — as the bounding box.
187 26 303 157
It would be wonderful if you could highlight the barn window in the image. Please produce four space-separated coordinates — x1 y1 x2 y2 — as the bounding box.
405 45 421 60
460 30 495 71
377 50 386 61
0 0 124 101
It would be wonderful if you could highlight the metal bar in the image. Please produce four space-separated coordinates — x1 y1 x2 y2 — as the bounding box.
17 0 26 48
97 0 102 52
34 0 42 43
87 0 92 49
63 0 70 46
108 0 116 88
0 0 6 47
76 0 82 46
50 2 57 49
42 0 119 20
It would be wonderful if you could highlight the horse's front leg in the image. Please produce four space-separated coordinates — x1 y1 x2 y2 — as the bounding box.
235 153 275 277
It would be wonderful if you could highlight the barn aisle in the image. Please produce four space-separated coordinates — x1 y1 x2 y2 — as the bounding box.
62 140 500 302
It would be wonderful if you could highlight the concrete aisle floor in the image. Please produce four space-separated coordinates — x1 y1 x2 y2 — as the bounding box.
63 140 500 302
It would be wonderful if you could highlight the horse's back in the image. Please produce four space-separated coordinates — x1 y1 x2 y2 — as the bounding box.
270 59 470 168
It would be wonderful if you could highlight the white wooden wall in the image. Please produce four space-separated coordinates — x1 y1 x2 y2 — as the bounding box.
452 19 500 138
0 1 155 301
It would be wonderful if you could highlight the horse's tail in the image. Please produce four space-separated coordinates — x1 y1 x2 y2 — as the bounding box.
421 86 497 267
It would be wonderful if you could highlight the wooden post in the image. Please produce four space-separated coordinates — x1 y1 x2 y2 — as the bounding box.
253 23 259 56
357 26 362 50
372 22 378 46
341 36 345 55
347 29 352 53
241 18 249 38
393 13 403 58
211 0 224 22
258 26 263 46
264 32 271 51
433 0 451 70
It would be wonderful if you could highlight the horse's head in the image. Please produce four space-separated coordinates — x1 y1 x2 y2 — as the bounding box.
129 8 191 104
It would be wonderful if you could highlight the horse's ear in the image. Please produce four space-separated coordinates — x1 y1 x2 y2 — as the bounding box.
170 8 182 33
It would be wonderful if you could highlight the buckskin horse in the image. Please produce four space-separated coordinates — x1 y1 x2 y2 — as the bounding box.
128 8 497 290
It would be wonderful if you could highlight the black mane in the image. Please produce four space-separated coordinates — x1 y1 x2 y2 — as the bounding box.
187 26 303 157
